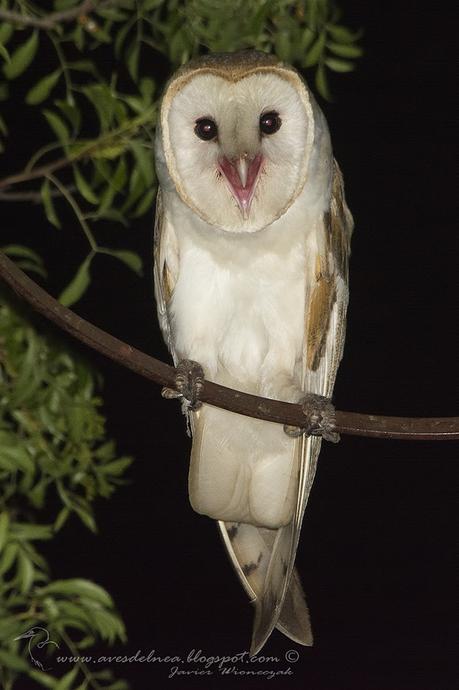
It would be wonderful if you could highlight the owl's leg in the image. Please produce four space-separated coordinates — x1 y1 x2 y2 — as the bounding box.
161 359 205 411
284 394 339 443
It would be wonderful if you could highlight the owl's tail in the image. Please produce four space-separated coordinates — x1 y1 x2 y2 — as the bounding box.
218 520 312 654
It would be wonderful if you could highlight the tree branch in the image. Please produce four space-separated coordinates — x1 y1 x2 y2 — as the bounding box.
0 1 111 31
0 186 76 202
0 107 155 191
0 251 457 441
0 154 82 190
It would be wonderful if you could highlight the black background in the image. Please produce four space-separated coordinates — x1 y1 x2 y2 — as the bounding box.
1 3 458 689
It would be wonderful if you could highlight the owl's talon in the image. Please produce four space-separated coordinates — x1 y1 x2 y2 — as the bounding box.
283 394 339 443
161 359 205 411
283 424 304 438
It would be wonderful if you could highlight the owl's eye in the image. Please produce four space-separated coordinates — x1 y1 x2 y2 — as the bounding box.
194 118 218 141
260 111 282 135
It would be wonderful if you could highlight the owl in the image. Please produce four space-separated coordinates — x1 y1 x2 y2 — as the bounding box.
154 50 353 654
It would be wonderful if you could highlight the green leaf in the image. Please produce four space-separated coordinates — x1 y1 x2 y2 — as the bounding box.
326 24 363 44
12 522 53 541
114 18 133 57
54 507 70 532
87 607 125 643
1 244 44 264
123 165 143 210
40 578 114 607
2 245 47 276
0 511 9 551
26 70 61 105
139 77 155 104
83 83 117 132
327 41 363 58
0 616 24 640
28 669 58 689
133 187 155 217
0 22 14 46
0 543 18 576
74 167 99 204
97 6 128 21
17 548 35 593
54 99 81 134
41 178 61 228
100 249 142 275
169 29 187 65
0 42 10 63
0 244 47 278
300 27 315 52
123 95 145 114
302 32 326 67
90 208 128 226
0 648 29 672
57 600 93 625
127 41 140 80
10 259 47 278
274 31 291 61
325 57 355 72
110 156 128 192
315 63 331 101
91 139 129 160
29 479 50 508
55 665 79 690
3 31 39 79
100 457 132 476
43 109 70 145
66 60 98 75
58 254 93 307
73 24 85 51
130 140 154 185
73 504 97 533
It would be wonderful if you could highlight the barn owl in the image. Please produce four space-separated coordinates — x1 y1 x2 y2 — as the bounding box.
154 50 353 654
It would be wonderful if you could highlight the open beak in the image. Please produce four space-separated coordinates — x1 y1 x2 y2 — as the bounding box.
219 154 263 219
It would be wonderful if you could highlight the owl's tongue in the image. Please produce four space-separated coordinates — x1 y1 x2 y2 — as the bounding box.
219 154 263 217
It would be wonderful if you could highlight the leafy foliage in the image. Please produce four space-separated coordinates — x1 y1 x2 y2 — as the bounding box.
0 0 362 304
0 292 130 689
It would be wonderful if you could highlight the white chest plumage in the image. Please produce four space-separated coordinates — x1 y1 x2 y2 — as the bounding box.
166 186 323 399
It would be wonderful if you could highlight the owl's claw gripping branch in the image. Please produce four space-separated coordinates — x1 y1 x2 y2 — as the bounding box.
161 359 205 411
284 394 340 443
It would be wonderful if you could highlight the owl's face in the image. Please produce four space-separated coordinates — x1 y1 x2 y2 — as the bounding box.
158 64 316 233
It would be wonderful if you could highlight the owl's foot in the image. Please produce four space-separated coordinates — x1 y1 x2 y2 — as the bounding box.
284 394 339 443
161 359 205 411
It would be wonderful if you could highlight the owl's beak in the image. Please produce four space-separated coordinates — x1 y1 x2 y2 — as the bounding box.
219 154 263 219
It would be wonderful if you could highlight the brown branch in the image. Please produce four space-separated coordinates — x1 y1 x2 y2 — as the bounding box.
0 186 76 202
0 154 80 191
0 1 112 30
0 251 457 442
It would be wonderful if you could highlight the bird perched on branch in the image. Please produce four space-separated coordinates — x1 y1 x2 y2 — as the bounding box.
154 50 353 654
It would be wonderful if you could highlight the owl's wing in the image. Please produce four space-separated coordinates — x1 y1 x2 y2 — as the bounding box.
153 188 179 362
250 159 353 653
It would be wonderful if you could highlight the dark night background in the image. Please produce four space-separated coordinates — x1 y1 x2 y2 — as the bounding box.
1 3 457 689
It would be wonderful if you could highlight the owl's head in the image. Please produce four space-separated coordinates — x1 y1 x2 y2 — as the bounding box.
156 51 329 233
